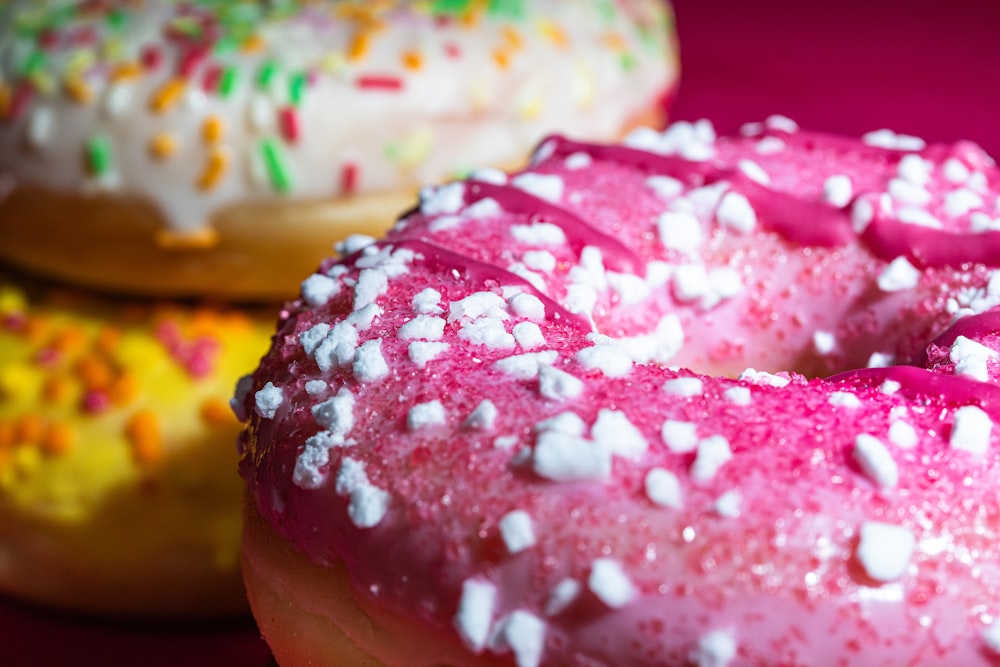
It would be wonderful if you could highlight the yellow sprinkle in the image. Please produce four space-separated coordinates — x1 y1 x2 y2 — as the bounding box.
320 52 346 74
0 364 35 400
492 48 511 69
125 409 163 466
241 34 265 53
518 96 543 120
153 227 221 250
28 70 56 95
12 445 42 476
110 61 143 82
197 148 229 191
401 50 423 71
149 78 186 114
537 19 569 49
102 36 125 61
149 132 177 160
0 285 27 315
348 31 371 62
200 397 237 427
202 115 224 145
41 422 74 457
502 26 524 50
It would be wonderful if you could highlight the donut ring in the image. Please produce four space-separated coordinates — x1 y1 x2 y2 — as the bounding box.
0 0 676 300
0 274 274 617
238 118 1000 665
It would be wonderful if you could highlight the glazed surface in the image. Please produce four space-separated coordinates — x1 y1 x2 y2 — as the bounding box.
239 119 1000 665
0 0 675 241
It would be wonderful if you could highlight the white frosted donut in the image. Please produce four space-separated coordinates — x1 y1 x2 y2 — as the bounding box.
237 118 1000 665
0 0 676 300
237 117 1000 667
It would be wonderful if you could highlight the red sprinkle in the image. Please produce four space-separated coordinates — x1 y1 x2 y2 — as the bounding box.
340 162 358 195
444 42 462 59
279 106 301 143
201 63 223 92
355 74 403 91
82 390 110 414
6 83 33 122
141 45 163 71
177 44 210 78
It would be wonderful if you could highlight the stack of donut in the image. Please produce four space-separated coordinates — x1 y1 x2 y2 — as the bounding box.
237 117 1000 665
0 0 677 617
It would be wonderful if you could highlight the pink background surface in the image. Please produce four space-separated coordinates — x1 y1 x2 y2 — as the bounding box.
3 1 999 663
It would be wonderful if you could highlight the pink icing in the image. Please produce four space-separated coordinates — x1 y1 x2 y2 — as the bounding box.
239 120 1000 666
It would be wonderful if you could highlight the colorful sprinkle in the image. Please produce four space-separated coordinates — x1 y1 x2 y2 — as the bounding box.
148 133 177 160
401 51 424 70
260 138 292 193
149 77 186 113
202 115 224 144
197 148 229 191
85 134 113 176
356 74 403 91
125 409 163 466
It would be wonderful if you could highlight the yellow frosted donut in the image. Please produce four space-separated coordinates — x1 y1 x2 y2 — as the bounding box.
0 275 275 617
0 0 677 301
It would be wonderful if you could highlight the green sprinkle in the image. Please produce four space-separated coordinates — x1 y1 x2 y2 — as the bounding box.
430 0 474 16
213 35 240 55
257 60 278 89
261 139 292 194
288 72 308 106
20 51 47 77
620 51 636 71
488 0 526 19
597 0 617 23
106 7 126 30
218 66 238 98
86 135 113 177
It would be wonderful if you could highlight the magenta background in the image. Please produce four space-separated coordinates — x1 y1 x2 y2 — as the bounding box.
3 1 1000 663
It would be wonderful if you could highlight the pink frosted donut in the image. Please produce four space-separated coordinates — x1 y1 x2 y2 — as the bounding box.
237 117 1000 666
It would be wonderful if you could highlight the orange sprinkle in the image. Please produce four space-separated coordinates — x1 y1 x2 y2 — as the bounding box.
149 77 186 113
63 77 93 104
41 422 74 457
401 50 423 71
22 315 50 344
197 148 229 191
51 324 86 353
125 409 163 466
200 397 236 426
149 132 177 160
75 355 114 391
538 21 569 49
108 373 139 407
95 326 122 356
110 61 143 82
492 48 511 69
14 414 44 445
0 84 10 117
502 26 524 50
602 32 627 52
42 376 74 404
0 421 14 450
347 31 371 61
202 115 224 145
240 34 265 54
153 227 221 250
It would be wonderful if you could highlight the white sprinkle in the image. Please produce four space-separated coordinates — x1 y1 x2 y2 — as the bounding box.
856 521 915 582
545 579 581 616
494 351 560 380
407 400 446 431
898 207 941 228
412 288 443 315
450 291 509 322
347 303 381 331
822 175 853 207
293 434 334 489
353 339 389 383
26 107 54 148
868 352 895 368
465 197 502 219
691 629 738 667
592 409 647 458
313 322 359 372
880 379 902 394
538 364 584 401
522 250 557 273
103 83 131 117
335 234 376 256
499 510 536 554
464 400 498 431
408 341 451 367
574 343 633 378
944 188 984 217
829 391 862 409
420 181 465 216
673 264 709 303
851 196 876 234
533 431 611 482
738 159 770 185
738 368 790 388
536 412 587 436
494 435 519 450
513 321 546 349
347 482 390 528
607 271 651 306
508 293 546 321
470 167 508 185
311 387 355 435
897 154 932 185
564 151 592 170
754 136 786 154
888 178 932 207
853 434 899 488
247 93 274 130
353 268 389 310
877 257 920 292
950 405 993 456
305 380 327 396
863 129 926 151
722 385 752 406
588 559 637 609
661 420 699 453
512 172 564 202
888 420 918 448
658 210 704 255
943 158 971 184
765 115 799 133
813 331 836 355
500 611 546 667
951 335 997 382
564 284 598 319
663 376 704 397
645 175 685 200
460 317 516 349
398 315 446 341
715 191 757 234
454 579 496 652
645 468 683 509
714 491 741 518
300 273 340 307
254 382 283 419
690 436 733 484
